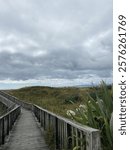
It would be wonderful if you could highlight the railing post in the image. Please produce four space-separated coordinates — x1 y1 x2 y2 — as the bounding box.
7 115 9 135
55 117 59 149
67 123 72 149
2 118 5 144
0 120 2 145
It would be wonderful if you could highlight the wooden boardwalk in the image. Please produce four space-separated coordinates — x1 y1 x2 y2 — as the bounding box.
1 109 49 150
0 91 101 150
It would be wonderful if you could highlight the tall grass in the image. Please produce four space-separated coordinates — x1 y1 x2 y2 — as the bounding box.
7 87 88 118
68 81 113 150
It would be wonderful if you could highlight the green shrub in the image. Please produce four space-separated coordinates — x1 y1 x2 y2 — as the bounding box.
64 94 81 104
67 81 113 150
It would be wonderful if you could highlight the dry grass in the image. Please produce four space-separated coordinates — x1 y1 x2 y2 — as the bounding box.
7 86 92 117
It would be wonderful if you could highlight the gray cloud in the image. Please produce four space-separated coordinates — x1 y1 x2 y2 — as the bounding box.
0 0 112 88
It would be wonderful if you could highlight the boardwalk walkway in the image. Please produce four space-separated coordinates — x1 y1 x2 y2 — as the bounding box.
1 109 49 150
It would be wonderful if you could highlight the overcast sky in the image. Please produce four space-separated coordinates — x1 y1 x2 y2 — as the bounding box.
0 0 112 89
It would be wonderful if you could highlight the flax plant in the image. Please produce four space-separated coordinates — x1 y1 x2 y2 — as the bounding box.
67 81 113 150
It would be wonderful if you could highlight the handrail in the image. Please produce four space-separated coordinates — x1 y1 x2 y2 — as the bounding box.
0 105 21 145
0 104 16 116
0 91 32 110
33 105 101 150
0 91 18 116
0 94 15 108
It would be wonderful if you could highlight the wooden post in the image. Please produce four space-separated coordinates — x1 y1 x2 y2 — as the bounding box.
2 118 5 144
0 120 2 145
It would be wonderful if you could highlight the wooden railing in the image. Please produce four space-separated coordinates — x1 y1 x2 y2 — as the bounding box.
0 91 32 110
0 105 21 145
0 91 101 150
0 94 14 108
33 105 101 150
0 92 16 116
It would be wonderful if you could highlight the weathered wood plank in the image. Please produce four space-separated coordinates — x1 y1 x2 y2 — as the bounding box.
1 109 49 150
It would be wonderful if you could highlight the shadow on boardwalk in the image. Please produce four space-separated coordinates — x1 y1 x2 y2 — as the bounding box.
0 109 49 150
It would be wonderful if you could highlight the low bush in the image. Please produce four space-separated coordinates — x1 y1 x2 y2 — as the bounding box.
64 94 81 104
67 81 113 150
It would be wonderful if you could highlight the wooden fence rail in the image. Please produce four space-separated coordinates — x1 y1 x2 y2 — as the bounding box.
0 91 32 110
0 105 21 145
33 105 101 150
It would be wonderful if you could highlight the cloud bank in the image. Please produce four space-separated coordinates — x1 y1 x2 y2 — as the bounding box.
0 0 113 89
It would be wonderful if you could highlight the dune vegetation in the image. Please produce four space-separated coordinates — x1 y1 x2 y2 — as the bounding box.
67 82 113 150
7 86 92 117
7 82 113 149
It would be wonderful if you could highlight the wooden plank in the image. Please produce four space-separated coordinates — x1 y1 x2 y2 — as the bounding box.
1 109 49 150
